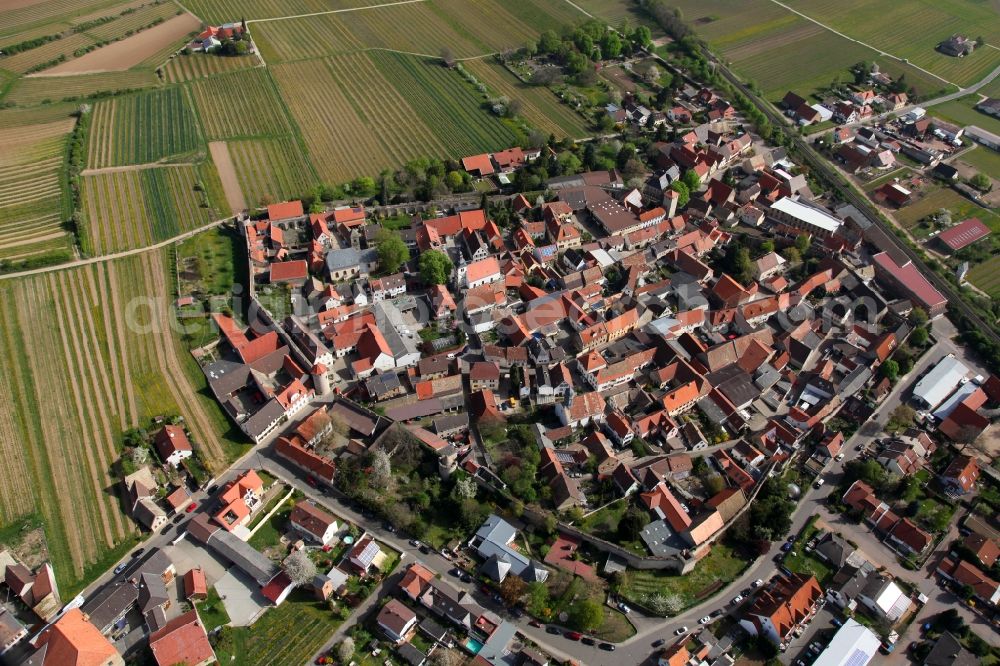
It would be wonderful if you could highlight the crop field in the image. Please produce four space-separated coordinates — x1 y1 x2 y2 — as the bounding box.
0 0 129 37
3 69 161 106
188 67 292 140
967 256 1000 299
274 52 516 182
214 591 341 665
184 0 382 24
664 0 951 100
464 59 591 138
226 136 316 207
162 52 257 83
0 118 75 261
957 146 1000 179
82 0 179 41
895 186 1000 231
0 250 238 594
252 0 578 64
0 32 98 74
570 0 653 30
81 163 224 254
785 0 1000 87
87 87 202 168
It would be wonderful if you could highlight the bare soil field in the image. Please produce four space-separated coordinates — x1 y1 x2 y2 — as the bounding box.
208 141 246 215
0 0 49 10
35 12 199 75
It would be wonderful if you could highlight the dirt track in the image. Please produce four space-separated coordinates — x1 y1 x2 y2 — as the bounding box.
104 262 139 425
33 13 200 75
208 141 246 215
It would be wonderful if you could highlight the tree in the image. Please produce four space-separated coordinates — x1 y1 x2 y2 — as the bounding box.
537 30 560 54
681 169 701 190
794 233 811 254
376 229 409 273
569 599 604 632
337 638 355 663
644 64 661 85
886 405 915 433
880 359 900 382
670 180 690 207
618 506 650 541
909 307 928 327
369 447 392 488
845 458 888 491
499 575 526 606
284 549 317 585
418 249 453 285
452 475 477 500
601 31 622 59
645 592 683 615
785 247 802 264
440 47 455 68
969 172 991 192
910 327 929 347
527 581 551 618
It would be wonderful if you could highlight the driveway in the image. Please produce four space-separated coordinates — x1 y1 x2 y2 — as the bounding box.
215 569 270 627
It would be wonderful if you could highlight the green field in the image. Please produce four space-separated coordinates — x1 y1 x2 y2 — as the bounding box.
81 162 226 254
957 146 1000 178
213 590 342 666
620 543 751 610
87 87 202 168
189 67 293 140
273 51 517 183
785 0 1000 87
3 70 162 106
226 136 317 207
895 186 1000 232
464 59 592 138
664 0 955 100
251 0 583 64
0 251 240 596
929 95 1000 138
0 117 75 262
967 255 1000 298
162 52 258 83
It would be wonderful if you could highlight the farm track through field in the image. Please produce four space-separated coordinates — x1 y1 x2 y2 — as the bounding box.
17 283 89 573
81 161 192 176
104 262 139 425
142 252 226 469
0 338 34 523
49 271 119 549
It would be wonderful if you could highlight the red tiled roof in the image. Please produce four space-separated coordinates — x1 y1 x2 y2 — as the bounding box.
155 425 192 459
33 608 119 666
267 200 304 220
275 435 336 481
462 153 495 175
270 259 308 282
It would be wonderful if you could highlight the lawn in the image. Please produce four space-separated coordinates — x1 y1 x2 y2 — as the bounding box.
196 586 231 632
212 589 341 666
929 95 1000 138
967 255 1000 298
620 543 751 610
782 515 834 584
894 186 1000 232
956 146 1000 178
248 499 293 551
175 226 240 299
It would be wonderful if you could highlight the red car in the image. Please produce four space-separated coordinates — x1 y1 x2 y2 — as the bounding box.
186 502 197 513
305 476 317 488
565 631 582 641
529 620 542 628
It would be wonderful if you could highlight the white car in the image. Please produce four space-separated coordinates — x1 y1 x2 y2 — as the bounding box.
675 627 688 636
835 452 845 462
752 579 764 588
814 478 825 489
731 595 743 605
618 602 631 614
699 616 711 624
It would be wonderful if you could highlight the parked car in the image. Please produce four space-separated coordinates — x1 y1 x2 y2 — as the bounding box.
529 620 542 628
781 542 793 552
206 485 219 494
599 643 615 651
835 453 846 462
675 627 688 636
814 478 825 488
545 626 560 635
173 513 184 524
113 562 128 575
409 539 421 547
186 502 197 513
565 631 582 641
617 602 631 613
731 595 743 605
651 639 665 648
449 568 461 577
752 579 764 588
581 637 595 646
699 616 711 624
130 548 144 559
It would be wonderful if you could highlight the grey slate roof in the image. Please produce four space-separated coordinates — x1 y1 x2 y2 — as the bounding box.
207 529 278 585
